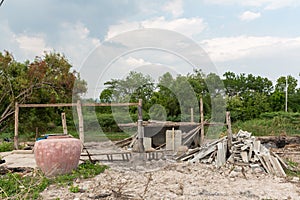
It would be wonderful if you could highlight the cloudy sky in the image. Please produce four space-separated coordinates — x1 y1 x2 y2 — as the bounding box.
1 0 300 97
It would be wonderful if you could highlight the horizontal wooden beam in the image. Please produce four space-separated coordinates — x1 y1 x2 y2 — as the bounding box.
18 102 139 108
19 103 76 108
83 102 139 107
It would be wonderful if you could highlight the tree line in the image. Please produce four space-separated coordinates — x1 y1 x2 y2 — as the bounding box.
99 70 300 123
0 50 299 135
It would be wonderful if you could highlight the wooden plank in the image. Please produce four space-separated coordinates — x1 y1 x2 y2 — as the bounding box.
270 156 286 177
226 111 233 150
83 102 139 107
216 141 226 167
18 102 139 108
262 155 275 175
200 98 205 145
76 100 84 145
19 103 75 107
257 155 270 174
190 144 217 163
190 107 194 123
253 140 261 155
14 102 19 150
271 152 288 169
61 112 68 135
240 151 249 163
248 143 253 161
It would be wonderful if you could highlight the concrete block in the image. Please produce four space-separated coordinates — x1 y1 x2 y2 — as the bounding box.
143 137 152 151
166 129 182 151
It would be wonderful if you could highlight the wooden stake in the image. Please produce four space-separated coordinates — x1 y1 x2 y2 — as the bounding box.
191 108 194 123
76 100 84 145
226 111 233 150
14 102 19 150
35 127 39 141
200 98 205 145
137 99 144 152
61 112 68 135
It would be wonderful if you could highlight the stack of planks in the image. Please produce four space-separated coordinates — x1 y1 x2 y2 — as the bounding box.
228 130 286 177
177 130 287 177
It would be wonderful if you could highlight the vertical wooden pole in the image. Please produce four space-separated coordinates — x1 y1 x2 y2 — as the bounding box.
35 127 39 141
61 112 68 135
190 108 194 123
226 111 233 150
137 99 144 153
200 98 205 146
76 100 84 145
14 102 19 150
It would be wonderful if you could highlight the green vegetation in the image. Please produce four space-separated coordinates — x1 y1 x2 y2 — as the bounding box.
284 159 300 178
0 161 108 199
232 112 300 136
0 51 87 138
0 142 13 152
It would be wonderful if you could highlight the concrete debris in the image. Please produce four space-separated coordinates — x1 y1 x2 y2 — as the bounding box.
177 130 286 177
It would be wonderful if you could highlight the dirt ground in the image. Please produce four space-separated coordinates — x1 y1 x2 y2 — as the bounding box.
41 161 300 200
1 141 300 199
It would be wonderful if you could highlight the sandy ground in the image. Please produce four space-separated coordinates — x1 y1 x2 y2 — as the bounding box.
1 142 300 199
41 161 300 200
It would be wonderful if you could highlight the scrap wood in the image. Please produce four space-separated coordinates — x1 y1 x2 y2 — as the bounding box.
179 129 288 177
182 126 201 147
189 145 217 163
114 132 137 148
176 147 200 161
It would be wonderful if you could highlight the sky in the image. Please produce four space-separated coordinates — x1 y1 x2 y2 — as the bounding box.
0 0 300 98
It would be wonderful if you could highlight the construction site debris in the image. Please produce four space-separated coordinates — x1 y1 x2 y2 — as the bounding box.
178 130 287 177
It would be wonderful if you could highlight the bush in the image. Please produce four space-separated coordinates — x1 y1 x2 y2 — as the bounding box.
0 142 14 152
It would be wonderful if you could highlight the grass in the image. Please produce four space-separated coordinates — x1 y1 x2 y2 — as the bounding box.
284 159 300 178
232 112 300 136
0 161 108 199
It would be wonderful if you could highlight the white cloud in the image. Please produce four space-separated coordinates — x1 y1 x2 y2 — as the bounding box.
0 21 52 61
106 16 206 39
162 0 184 17
204 0 300 10
56 22 100 69
15 34 52 57
0 20 100 71
200 35 300 62
125 57 152 67
239 11 261 21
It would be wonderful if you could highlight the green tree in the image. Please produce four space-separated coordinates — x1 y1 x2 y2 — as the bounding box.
223 71 273 121
100 71 154 110
271 75 298 112
0 51 87 132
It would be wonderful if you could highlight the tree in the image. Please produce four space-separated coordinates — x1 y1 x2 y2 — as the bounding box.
151 72 179 118
0 51 87 132
223 71 273 121
100 71 154 110
271 75 298 112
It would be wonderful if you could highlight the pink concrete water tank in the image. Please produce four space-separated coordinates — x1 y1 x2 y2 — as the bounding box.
34 137 81 176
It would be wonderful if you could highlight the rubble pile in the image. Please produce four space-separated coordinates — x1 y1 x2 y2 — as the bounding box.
177 130 287 177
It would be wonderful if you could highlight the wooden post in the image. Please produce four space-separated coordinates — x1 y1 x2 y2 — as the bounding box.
76 100 84 145
137 99 144 152
35 127 39 141
190 107 194 123
14 102 19 150
200 98 205 145
61 112 68 135
226 111 233 150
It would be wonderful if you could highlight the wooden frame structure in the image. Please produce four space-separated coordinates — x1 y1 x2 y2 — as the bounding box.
14 100 142 150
